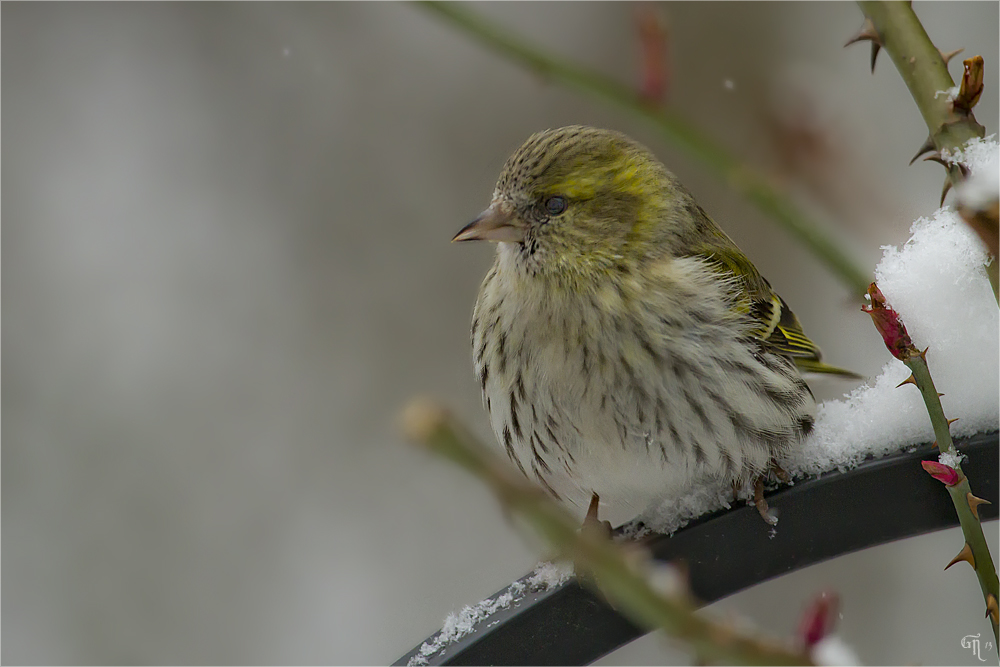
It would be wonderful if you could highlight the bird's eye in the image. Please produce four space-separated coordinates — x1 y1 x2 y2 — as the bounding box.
544 196 568 216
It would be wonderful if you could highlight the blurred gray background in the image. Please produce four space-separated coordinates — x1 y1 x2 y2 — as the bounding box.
4 2 998 664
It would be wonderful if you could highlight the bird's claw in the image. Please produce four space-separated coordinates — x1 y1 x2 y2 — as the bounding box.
582 493 613 538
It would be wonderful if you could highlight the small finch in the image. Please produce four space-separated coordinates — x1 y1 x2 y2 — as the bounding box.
454 126 852 525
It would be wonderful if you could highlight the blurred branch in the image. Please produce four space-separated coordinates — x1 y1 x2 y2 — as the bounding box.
418 1 871 296
400 399 814 666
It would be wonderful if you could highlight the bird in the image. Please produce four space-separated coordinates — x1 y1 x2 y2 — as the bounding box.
453 125 853 527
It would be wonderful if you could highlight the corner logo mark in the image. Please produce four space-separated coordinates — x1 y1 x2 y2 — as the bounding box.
961 633 995 662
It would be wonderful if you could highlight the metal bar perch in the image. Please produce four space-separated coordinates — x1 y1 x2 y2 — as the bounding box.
396 432 999 666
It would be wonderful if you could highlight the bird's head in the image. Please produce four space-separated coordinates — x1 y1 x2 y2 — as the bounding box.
454 126 693 278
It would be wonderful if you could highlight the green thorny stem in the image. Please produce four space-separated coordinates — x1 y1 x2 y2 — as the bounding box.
907 357 1000 650
854 1 997 304
853 10 999 638
418 1 871 297
401 399 814 666
864 284 1000 651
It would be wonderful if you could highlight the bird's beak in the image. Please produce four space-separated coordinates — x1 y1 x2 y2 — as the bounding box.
452 202 525 243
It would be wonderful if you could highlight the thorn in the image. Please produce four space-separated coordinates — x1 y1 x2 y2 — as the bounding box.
941 177 953 206
945 543 976 570
909 136 937 165
967 493 992 520
843 19 883 72
955 162 971 179
896 374 918 388
940 47 964 65
923 152 950 167
988 595 999 625
937 392 945 398
919 346 930 360
947 417 960 426
870 42 882 73
844 18 880 47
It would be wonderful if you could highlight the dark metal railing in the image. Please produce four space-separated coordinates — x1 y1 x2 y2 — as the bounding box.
396 432 999 666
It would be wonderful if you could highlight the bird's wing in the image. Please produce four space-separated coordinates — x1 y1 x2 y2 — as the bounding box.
690 243 861 379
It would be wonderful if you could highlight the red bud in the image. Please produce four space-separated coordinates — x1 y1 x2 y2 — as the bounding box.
862 283 918 361
798 590 840 648
921 460 961 486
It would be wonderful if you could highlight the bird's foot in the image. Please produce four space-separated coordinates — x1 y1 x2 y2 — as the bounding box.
753 476 779 526
770 461 791 483
582 492 613 539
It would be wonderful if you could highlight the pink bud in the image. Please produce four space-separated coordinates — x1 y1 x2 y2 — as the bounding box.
798 590 839 648
862 283 918 361
921 460 961 486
